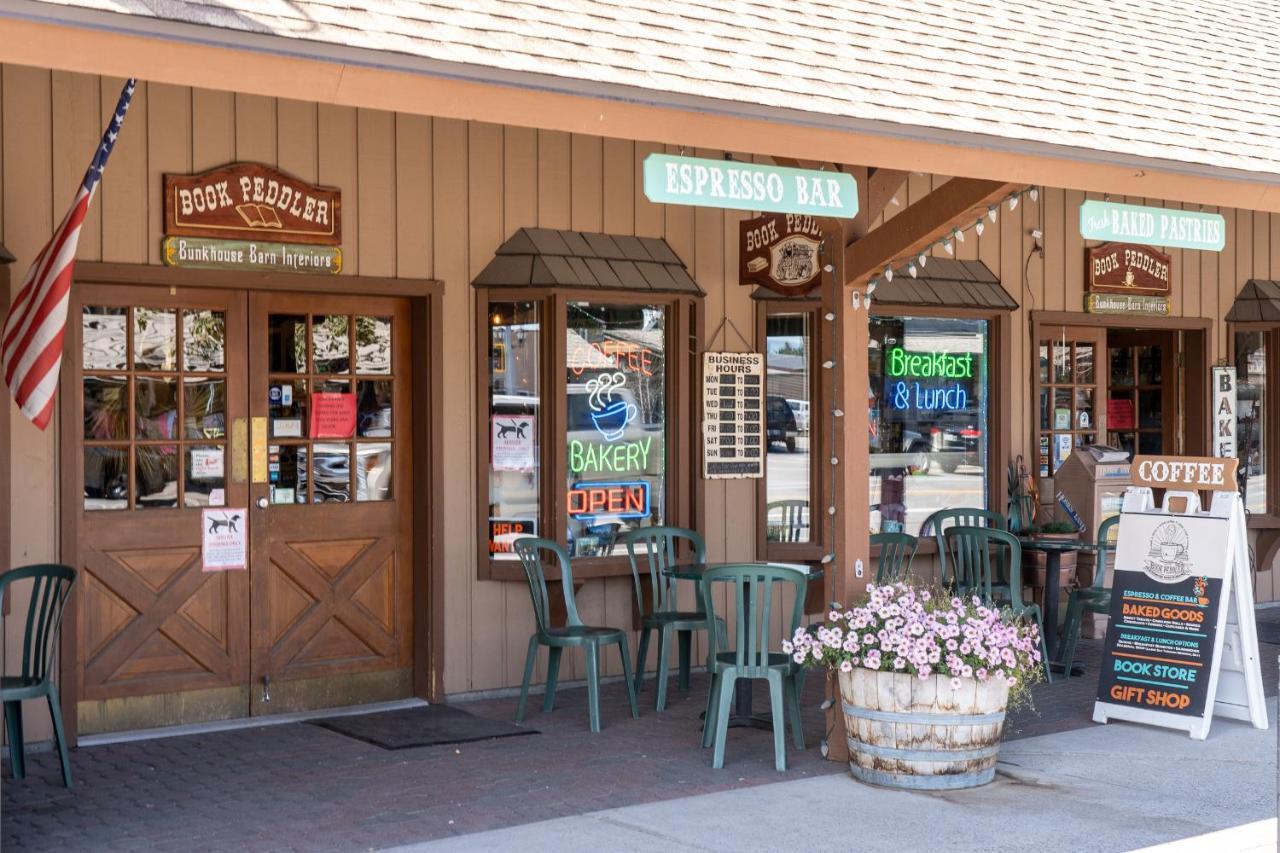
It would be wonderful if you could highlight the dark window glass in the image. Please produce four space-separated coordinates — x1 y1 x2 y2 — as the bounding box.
869 316 989 536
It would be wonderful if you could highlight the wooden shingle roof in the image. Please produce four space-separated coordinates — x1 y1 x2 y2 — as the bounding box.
1226 280 1280 323
752 259 1015 310
473 228 702 295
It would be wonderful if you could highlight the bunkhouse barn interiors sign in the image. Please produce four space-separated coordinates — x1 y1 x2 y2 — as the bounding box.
1079 200 1225 252
643 154 859 219
740 213 824 296
1085 242 1172 315
162 163 342 275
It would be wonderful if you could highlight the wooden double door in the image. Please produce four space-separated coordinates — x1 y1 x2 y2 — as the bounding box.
70 284 413 732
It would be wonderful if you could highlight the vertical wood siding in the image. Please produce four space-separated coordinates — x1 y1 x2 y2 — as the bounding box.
3 67 1279 713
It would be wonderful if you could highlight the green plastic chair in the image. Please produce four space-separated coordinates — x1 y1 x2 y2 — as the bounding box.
699 564 808 772
1 564 77 787
870 531 918 583
513 538 639 732
623 526 725 712
942 526 1051 682
1060 515 1119 677
921 507 1008 586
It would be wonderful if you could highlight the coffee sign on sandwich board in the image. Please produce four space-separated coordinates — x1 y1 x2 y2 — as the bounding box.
740 213 825 296
1093 455 1267 739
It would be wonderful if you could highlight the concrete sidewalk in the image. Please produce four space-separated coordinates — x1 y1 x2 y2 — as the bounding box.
406 708 1280 853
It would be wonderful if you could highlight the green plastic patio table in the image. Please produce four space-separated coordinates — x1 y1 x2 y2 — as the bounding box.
663 561 823 729
1017 537 1096 676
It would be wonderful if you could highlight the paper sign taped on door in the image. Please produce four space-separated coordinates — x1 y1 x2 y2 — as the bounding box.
310 392 356 438
202 508 246 571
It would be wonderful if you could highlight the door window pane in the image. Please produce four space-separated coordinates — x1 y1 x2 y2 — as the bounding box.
269 379 308 438
1236 331 1266 514
765 312 811 543
269 444 308 504
82 306 127 370
84 446 128 510
312 443 351 503
489 301 540 559
870 316 988 536
356 316 391 374
184 378 226 439
566 303 666 558
268 314 307 374
313 314 350 374
182 309 225 372
357 380 393 437
356 443 392 501
133 308 177 370
136 445 179 508
84 375 129 440
135 377 179 440
184 445 226 507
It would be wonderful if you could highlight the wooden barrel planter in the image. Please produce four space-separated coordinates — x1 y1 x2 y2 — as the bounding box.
839 667 1009 790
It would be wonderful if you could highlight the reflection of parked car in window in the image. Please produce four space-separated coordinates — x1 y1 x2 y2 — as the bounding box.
786 398 809 433
767 394 799 452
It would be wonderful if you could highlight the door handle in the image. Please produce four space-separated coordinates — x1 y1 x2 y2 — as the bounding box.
257 497 268 509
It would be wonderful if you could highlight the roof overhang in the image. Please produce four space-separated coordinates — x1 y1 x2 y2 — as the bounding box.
3 1 1280 213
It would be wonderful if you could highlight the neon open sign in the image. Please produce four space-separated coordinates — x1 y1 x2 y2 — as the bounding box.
567 481 651 519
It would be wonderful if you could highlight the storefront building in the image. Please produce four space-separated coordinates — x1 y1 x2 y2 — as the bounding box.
2 2 1280 749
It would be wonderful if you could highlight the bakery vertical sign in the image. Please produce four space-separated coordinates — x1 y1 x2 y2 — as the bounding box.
163 163 343 274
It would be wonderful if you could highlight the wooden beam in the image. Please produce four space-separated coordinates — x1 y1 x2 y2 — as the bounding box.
850 168 910 239
844 178 1023 285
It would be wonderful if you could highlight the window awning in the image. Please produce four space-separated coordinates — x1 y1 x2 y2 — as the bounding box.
1225 280 1280 323
752 258 1016 310
473 228 702 295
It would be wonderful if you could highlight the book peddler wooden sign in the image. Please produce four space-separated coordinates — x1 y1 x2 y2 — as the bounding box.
1093 455 1267 739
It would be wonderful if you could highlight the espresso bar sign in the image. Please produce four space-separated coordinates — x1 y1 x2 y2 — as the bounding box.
740 213 824 296
164 163 341 245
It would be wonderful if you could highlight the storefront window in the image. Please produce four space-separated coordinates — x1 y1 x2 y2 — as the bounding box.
869 316 989 536
1235 331 1267 514
765 313 812 543
565 303 666 558
487 301 541 559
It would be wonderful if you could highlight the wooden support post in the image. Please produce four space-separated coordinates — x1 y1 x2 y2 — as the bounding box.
821 229 872 764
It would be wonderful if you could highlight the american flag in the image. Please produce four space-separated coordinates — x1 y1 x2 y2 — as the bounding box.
2 78 137 430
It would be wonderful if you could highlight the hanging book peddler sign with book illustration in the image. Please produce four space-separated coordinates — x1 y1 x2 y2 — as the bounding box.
162 162 343 274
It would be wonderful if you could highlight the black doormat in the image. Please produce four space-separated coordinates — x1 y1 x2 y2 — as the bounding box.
307 704 538 750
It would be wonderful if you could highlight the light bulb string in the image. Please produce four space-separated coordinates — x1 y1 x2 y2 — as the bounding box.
865 187 1038 290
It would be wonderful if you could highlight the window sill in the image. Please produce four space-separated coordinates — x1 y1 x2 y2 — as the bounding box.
1247 514 1280 530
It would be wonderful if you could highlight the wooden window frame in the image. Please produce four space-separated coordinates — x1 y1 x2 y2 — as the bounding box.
869 304 1012 556
476 287 701 582
755 298 828 562
1230 323 1280 526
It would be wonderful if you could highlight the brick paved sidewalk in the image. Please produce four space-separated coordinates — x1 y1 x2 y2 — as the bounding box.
3 636 1276 851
